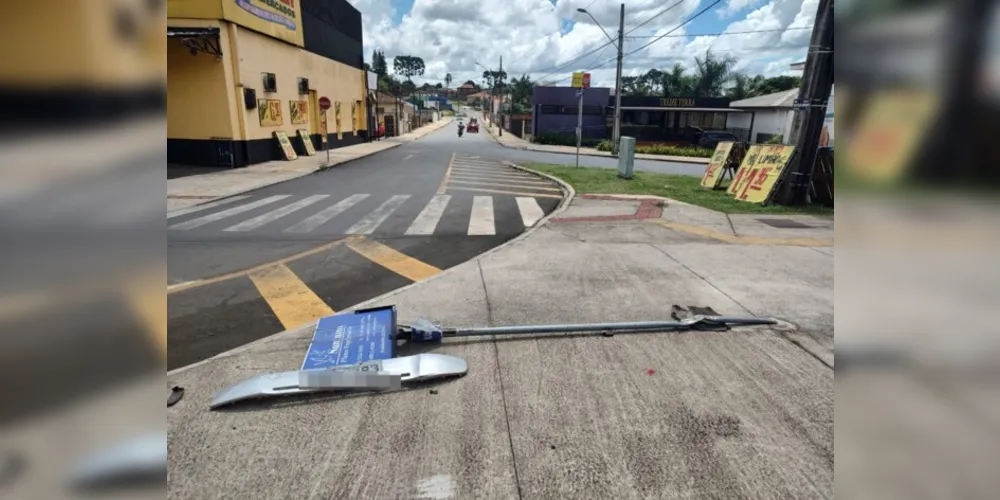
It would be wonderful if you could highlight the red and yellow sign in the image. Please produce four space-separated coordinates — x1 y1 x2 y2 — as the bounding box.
728 145 762 195
297 129 315 155
258 99 283 126
290 100 308 125
846 90 937 183
733 144 795 203
273 131 298 160
699 141 735 189
571 72 591 89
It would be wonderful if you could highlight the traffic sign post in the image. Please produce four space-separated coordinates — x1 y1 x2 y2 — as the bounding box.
571 73 590 168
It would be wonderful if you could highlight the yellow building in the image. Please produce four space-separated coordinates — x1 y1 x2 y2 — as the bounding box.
168 0 369 167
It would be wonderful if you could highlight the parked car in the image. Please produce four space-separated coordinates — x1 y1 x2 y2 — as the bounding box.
693 129 739 149
467 118 479 133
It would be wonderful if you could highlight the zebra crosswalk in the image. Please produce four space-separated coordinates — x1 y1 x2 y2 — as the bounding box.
439 154 563 199
167 191 557 237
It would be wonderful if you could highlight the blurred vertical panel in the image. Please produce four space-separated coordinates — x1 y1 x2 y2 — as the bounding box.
837 1 1000 499
0 1 166 498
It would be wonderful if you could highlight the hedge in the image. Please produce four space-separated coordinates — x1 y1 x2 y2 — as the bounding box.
595 140 713 158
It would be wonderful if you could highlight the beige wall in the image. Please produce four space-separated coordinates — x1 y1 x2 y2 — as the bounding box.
167 19 240 141
232 26 366 141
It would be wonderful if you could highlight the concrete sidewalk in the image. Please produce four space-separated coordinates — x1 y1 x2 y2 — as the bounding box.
167 176 833 499
483 118 711 165
168 118 453 212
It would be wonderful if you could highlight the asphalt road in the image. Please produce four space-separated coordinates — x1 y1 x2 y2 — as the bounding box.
167 124 562 370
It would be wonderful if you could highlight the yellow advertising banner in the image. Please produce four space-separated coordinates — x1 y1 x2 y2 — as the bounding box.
351 101 358 136
699 141 735 189
727 144 764 195
845 90 937 183
571 72 590 88
297 129 315 155
290 100 308 125
334 101 343 140
258 99 283 126
319 110 328 144
273 131 298 160
221 0 304 47
734 144 796 203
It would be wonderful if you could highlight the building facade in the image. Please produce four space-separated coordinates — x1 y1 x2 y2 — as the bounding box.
531 87 611 140
167 0 367 167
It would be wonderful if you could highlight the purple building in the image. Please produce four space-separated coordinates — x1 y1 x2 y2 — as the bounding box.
531 86 610 140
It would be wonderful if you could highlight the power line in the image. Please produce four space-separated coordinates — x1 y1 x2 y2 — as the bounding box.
626 26 812 39
624 0 687 36
622 0 724 58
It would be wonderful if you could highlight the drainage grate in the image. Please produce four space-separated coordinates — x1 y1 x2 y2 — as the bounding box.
756 218 813 229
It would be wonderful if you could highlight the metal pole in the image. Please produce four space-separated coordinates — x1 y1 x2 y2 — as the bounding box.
576 88 584 167
612 3 624 155
498 55 503 137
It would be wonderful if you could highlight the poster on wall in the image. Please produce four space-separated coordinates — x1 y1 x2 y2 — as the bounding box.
290 100 308 125
734 144 796 204
258 99 283 126
699 142 735 189
319 110 328 145
350 101 358 136
335 102 343 140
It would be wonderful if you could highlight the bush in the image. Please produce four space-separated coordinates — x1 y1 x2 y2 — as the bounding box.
594 140 713 158
532 132 600 148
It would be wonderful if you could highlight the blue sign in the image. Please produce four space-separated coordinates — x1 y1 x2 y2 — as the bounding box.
301 306 397 370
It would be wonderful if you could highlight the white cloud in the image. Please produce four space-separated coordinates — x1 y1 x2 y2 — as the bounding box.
347 0 815 88
716 0 764 19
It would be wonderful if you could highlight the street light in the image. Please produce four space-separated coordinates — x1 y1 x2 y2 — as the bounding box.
577 5 625 156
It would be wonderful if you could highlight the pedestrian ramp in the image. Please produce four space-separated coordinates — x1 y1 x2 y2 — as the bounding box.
167 191 558 237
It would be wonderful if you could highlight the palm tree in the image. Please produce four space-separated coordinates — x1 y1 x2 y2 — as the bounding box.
661 63 694 97
726 73 764 100
444 73 453 95
692 50 738 98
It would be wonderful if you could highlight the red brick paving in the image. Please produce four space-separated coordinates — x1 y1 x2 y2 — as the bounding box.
552 198 664 223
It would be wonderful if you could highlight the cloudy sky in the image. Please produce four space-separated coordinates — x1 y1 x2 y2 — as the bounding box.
346 0 817 88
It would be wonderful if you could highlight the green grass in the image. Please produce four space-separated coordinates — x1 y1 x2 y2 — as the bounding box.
525 163 834 215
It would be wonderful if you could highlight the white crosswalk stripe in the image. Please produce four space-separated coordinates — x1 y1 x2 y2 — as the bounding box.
285 193 369 233
468 196 495 235
224 195 329 232
516 197 545 228
345 194 410 234
168 195 291 230
405 195 450 235
167 196 251 219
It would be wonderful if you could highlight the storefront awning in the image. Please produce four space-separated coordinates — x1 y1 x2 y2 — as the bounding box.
620 106 746 112
168 27 222 58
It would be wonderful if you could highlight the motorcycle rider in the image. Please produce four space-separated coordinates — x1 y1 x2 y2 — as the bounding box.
457 121 465 137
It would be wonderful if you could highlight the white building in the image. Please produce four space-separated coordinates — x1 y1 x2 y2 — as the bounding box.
726 89 799 143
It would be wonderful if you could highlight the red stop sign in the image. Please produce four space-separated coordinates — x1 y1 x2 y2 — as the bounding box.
318 97 331 110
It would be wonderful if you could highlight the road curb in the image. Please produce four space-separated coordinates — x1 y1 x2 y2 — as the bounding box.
167 159 575 378
167 120 453 214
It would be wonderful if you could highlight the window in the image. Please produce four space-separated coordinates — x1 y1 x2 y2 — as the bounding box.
297 77 310 94
262 72 277 92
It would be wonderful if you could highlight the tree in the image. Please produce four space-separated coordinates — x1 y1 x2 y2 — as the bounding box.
726 74 764 100
755 76 801 95
371 50 388 78
435 82 443 89
661 63 695 97
393 55 426 82
509 74 534 113
692 50 738 97
445 73 453 91
482 69 508 91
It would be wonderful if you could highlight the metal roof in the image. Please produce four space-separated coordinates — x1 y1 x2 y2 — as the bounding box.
729 89 799 108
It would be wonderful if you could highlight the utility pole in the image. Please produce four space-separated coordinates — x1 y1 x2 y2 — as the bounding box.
498 55 503 137
777 0 833 205
611 3 624 155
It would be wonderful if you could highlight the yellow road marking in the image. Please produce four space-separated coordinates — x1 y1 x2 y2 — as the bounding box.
448 179 562 192
248 263 335 329
651 220 833 247
445 186 563 199
167 238 348 295
345 236 441 282
437 153 455 195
